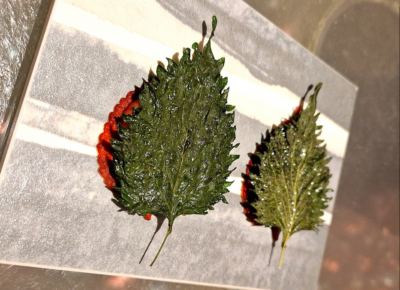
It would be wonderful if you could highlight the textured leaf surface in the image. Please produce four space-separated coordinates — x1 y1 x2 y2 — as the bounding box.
248 84 332 268
111 16 238 265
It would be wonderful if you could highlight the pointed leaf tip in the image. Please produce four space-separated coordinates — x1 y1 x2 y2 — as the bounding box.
226 104 236 112
220 77 228 88
192 42 199 50
315 83 323 93
212 16 217 31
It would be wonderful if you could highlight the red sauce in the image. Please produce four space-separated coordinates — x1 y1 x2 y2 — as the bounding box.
96 90 152 221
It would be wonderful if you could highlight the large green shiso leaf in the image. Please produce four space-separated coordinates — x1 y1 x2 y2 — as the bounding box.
111 16 238 266
249 84 332 268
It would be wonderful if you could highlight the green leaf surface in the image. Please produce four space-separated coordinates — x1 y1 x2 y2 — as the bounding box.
111 16 237 265
248 84 332 268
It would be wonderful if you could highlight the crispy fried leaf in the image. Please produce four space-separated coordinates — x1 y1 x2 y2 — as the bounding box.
248 84 332 268
111 16 238 265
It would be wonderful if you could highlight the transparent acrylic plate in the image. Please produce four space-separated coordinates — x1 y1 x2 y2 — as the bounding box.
0 0 357 289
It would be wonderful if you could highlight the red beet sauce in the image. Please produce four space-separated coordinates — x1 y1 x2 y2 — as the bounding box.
96 90 152 221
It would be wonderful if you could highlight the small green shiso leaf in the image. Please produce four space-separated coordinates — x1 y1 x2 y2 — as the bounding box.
111 16 238 266
248 84 332 268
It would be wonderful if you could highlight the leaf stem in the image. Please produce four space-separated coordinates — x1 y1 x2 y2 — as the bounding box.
150 223 172 267
279 234 290 269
